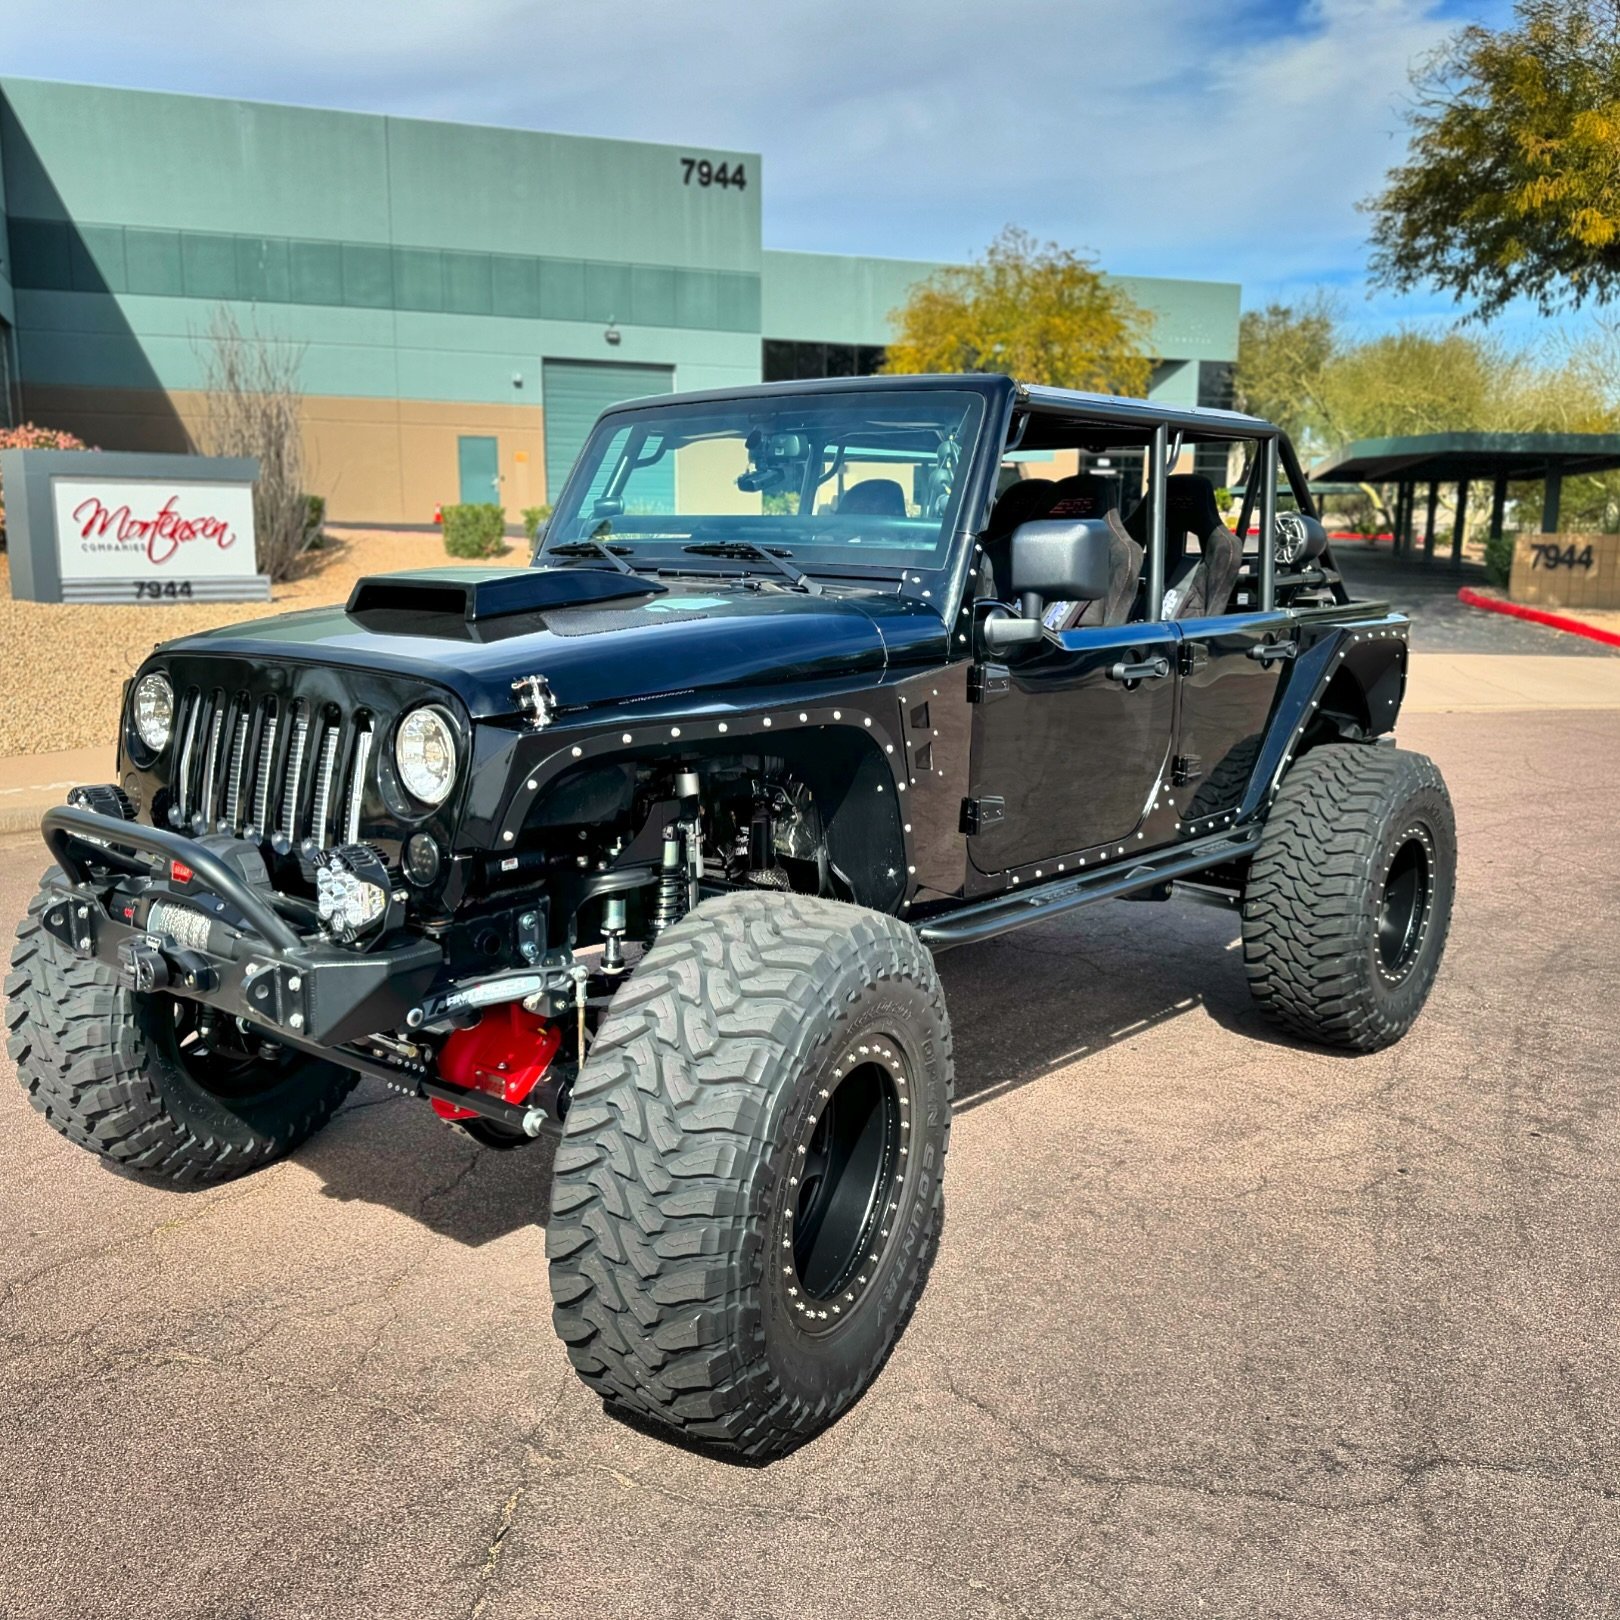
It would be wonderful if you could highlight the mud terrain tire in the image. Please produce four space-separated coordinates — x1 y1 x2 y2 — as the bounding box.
6 870 355 1184
1242 744 1455 1051
546 891 953 1460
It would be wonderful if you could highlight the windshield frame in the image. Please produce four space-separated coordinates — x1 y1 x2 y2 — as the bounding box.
537 382 996 586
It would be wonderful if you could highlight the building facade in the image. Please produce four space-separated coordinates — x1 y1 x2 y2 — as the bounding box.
0 79 1240 524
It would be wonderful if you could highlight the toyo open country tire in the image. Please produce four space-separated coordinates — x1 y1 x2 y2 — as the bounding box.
1242 743 1456 1052
6 870 355 1184
546 891 953 1460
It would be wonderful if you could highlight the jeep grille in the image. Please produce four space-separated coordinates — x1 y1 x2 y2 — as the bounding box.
168 685 374 850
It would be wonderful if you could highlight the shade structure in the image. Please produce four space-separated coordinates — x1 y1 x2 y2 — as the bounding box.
1309 432 1620 556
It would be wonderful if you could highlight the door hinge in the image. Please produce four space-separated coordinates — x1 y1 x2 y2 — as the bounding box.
1172 755 1204 786
1178 641 1209 675
959 795 1006 835
967 663 1010 703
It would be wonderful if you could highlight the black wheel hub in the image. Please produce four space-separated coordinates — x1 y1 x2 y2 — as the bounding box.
1377 826 1435 983
780 1038 909 1335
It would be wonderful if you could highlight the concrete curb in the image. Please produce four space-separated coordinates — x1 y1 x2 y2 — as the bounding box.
0 747 115 839
1457 586 1620 650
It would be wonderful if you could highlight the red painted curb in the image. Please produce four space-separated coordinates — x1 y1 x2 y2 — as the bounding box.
1456 586 1620 649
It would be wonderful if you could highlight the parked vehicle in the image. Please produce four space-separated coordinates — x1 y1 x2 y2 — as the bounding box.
8 375 1454 1458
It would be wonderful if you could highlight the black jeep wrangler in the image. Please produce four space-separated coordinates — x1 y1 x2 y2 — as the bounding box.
8 375 1454 1459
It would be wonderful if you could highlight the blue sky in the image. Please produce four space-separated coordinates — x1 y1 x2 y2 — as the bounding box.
7 0 1559 344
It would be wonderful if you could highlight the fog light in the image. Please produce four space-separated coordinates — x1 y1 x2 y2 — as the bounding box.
404 832 442 887
314 844 401 944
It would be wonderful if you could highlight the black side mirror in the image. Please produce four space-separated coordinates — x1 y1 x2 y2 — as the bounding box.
981 519 1115 654
1010 518 1114 604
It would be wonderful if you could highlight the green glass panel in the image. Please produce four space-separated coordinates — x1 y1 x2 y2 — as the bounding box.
70 225 126 294
715 271 761 333
181 232 240 299
393 246 443 312
583 261 631 324
631 265 675 328
443 250 492 316
342 243 393 308
289 239 344 305
538 257 585 321
237 236 291 304
491 254 540 319
674 269 719 332
10 219 72 291
123 227 184 296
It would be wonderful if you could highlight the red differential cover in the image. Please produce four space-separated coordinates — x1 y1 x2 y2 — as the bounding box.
432 1003 561 1122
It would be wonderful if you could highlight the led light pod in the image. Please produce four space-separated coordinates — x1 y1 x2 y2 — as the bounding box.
314 843 403 945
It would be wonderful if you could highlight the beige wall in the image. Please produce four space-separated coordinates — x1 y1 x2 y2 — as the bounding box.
21 384 547 526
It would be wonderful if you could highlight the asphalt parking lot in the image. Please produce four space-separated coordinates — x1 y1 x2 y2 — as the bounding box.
3 655 1619 1618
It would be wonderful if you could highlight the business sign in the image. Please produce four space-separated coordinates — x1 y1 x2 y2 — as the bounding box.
2 450 268 603
52 477 258 598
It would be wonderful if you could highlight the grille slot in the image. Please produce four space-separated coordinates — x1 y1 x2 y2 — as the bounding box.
201 701 225 827
281 704 310 841
224 701 250 832
310 722 340 850
251 703 280 834
175 692 203 823
345 720 373 845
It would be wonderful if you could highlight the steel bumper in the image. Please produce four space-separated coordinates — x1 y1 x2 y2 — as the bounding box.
40 804 441 1047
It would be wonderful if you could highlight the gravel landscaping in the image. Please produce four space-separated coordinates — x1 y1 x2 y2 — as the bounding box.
0 529 507 758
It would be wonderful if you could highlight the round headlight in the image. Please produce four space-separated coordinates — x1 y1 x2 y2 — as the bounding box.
395 706 457 806
131 672 174 752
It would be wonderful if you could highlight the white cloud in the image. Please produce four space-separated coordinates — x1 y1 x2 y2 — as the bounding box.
0 0 1519 320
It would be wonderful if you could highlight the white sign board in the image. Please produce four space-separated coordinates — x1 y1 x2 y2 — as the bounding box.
50 475 265 602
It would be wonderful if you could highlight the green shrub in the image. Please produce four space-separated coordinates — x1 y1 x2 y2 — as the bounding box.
521 503 552 542
1484 528 1515 586
442 503 508 559
302 493 327 551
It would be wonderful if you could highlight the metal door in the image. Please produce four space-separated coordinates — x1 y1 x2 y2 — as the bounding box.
457 435 500 505
966 622 1179 875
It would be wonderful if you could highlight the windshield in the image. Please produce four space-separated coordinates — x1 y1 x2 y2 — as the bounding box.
541 389 984 575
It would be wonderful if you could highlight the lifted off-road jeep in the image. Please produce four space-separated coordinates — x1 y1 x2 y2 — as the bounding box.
8 376 1454 1458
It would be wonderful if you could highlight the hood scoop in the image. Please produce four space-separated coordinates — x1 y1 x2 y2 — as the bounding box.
346 566 665 638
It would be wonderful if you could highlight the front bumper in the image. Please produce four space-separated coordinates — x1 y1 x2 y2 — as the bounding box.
41 804 441 1047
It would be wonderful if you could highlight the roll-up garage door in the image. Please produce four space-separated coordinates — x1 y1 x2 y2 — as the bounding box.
542 360 674 504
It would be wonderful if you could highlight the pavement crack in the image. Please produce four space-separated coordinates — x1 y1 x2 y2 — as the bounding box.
468 1483 528 1620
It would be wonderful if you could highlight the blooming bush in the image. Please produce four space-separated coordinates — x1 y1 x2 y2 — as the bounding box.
0 423 94 544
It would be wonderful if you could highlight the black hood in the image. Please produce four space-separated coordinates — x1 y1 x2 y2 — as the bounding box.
157 567 946 720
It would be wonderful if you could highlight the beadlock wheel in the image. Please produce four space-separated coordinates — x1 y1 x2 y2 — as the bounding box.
1376 827 1435 984
781 1038 909 1334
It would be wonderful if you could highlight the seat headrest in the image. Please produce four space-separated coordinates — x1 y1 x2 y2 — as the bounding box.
839 478 907 517
1126 473 1229 573
1043 473 1118 521
1162 475 1226 546
986 477 1059 536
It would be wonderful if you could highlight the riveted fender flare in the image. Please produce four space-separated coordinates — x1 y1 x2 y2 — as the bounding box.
1239 615 1410 822
463 685 918 914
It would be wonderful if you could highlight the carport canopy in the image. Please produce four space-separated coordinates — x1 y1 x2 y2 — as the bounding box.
1309 431 1620 550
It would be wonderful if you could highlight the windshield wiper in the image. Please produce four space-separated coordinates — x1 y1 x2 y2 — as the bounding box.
545 537 638 576
682 541 822 596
